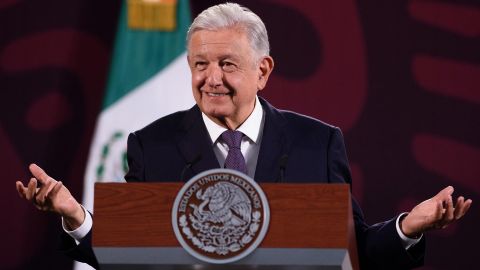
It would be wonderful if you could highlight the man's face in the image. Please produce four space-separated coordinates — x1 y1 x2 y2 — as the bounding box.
187 28 272 129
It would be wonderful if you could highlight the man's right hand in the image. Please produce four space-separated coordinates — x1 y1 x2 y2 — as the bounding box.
16 163 85 230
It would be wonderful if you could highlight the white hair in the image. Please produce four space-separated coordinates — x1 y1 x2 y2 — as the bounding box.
187 3 270 59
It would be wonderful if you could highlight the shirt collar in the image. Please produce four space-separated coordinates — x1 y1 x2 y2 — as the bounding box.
202 96 264 144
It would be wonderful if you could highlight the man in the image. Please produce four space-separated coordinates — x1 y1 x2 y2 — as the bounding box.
16 3 471 270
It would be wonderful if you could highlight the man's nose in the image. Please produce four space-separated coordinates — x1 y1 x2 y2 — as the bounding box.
206 65 223 87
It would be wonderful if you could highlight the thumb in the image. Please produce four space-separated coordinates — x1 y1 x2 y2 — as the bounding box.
434 186 454 200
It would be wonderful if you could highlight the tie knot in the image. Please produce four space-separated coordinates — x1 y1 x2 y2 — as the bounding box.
221 130 243 149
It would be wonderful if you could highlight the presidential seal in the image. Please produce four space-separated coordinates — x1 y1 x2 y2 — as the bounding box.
172 169 270 264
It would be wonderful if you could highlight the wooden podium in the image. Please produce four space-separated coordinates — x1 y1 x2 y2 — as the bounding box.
93 183 359 270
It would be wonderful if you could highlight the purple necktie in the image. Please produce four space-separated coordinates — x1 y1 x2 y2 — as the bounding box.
221 130 248 174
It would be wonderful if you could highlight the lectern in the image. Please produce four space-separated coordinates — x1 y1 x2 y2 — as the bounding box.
93 183 359 270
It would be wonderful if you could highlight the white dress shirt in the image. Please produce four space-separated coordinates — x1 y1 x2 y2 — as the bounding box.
202 96 265 178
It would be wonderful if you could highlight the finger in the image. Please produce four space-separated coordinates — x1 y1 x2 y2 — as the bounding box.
434 200 444 221
463 199 472 214
37 176 58 200
434 186 454 201
440 197 455 228
26 178 38 201
50 181 64 197
16 181 28 198
48 181 67 214
425 200 444 231
46 178 58 196
456 198 472 219
50 181 64 206
29 163 54 185
453 197 465 219
35 179 55 205
45 180 64 204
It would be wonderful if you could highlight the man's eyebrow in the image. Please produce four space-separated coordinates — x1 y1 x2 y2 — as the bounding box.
190 53 241 61
189 54 208 61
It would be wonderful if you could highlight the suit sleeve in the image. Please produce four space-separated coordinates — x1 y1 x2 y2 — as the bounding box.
124 132 146 182
327 127 425 270
59 229 99 269
326 127 353 185
58 210 99 269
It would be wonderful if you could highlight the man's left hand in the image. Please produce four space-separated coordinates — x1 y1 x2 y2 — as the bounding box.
400 186 472 238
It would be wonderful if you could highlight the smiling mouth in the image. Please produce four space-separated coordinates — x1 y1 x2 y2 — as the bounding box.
205 92 230 97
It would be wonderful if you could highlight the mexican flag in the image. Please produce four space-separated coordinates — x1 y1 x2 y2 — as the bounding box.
80 0 194 253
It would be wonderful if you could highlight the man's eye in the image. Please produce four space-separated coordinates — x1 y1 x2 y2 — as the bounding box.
221 62 236 72
195 62 207 70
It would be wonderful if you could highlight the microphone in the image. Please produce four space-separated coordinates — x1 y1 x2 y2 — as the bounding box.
277 154 288 183
180 154 202 182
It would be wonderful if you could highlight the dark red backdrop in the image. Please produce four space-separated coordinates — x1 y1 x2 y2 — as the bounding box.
1 1 478 269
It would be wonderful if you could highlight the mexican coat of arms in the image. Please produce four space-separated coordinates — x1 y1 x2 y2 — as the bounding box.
172 169 270 263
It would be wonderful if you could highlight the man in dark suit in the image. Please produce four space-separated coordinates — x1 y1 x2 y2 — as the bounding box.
16 3 471 270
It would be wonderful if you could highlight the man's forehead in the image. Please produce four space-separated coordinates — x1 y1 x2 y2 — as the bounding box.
192 27 246 37
189 49 241 61
194 30 241 42
188 30 250 57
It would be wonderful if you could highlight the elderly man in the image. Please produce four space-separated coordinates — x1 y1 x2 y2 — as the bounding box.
17 3 471 270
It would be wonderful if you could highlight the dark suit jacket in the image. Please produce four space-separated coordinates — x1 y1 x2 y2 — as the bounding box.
62 97 425 269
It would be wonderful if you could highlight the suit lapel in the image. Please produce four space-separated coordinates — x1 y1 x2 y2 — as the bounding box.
176 105 219 179
176 99 292 182
254 98 291 182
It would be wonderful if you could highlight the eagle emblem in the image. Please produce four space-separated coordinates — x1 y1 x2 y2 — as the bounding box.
172 169 270 264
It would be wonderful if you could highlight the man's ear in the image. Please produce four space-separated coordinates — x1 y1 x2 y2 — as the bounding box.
257 56 274 91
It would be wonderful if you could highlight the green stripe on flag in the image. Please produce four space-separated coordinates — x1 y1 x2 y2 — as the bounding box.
102 0 191 108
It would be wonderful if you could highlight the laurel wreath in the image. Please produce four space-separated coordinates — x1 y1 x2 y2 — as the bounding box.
96 131 128 179
179 210 262 255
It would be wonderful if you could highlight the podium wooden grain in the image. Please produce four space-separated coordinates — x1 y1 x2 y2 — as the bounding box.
93 183 359 270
